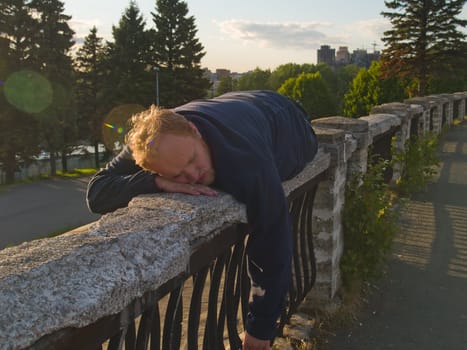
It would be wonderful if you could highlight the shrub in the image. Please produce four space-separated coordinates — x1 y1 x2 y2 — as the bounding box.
395 133 440 195
341 156 399 285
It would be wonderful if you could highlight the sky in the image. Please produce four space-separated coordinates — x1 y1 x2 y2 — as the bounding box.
63 0 467 73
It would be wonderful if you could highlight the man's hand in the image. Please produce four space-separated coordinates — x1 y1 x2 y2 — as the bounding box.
242 332 271 350
155 176 218 196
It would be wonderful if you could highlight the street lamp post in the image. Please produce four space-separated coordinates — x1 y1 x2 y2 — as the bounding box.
154 66 160 106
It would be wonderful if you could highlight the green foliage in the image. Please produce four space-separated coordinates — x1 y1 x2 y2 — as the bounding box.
237 67 272 91
395 133 440 195
0 0 48 182
268 63 305 90
152 0 211 107
343 61 406 118
341 156 399 284
107 1 154 107
74 26 109 168
380 0 467 96
216 75 236 95
278 71 336 119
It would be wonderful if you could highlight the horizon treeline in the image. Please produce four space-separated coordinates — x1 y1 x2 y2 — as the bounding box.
1 0 466 184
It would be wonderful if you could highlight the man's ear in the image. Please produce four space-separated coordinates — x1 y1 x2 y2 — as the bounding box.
188 121 201 138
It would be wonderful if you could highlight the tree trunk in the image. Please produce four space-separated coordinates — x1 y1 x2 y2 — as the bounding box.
4 150 16 184
61 151 68 173
94 141 100 168
49 152 57 176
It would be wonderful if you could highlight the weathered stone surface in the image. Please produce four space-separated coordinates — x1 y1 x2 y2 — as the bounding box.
0 190 249 350
282 149 330 197
312 116 369 133
312 126 345 144
359 113 401 142
0 151 331 350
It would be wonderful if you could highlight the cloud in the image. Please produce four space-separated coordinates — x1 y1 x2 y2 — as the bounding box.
347 18 391 42
69 19 108 47
216 20 347 50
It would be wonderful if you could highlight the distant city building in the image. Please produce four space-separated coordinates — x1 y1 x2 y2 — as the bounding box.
350 49 380 68
317 45 335 66
215 69 231 80
316 44 381 69
336 46 350 66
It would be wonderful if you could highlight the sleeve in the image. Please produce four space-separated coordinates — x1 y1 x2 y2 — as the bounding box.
224 158 293 341
86 146 160 214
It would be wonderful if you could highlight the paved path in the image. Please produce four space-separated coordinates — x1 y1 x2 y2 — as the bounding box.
0 176 100 249
327 120 467 349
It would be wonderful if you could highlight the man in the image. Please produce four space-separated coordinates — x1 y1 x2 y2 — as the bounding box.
87 90 318 349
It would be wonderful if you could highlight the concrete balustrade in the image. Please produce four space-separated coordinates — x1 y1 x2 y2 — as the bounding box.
1 91 466 350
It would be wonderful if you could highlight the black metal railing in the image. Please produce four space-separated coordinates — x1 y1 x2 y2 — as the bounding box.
28 172 326 350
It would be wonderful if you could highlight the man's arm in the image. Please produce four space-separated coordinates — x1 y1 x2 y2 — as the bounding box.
87 146 218 214
86 146 160 214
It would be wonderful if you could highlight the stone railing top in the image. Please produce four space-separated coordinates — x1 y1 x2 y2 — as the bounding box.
359 113 401 142
404 96 438 108
370 102 413 122
0 152 330 350
282 149 330 196
312 125 346 144
453 91 467 98
311 116 368 133
406 103 425 115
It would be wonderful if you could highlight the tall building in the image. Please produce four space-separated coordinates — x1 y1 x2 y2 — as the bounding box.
336 46 350 66
215 69 231 80
317 45 335 66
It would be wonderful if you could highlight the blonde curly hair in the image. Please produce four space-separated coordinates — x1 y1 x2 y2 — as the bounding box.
125 105 196 170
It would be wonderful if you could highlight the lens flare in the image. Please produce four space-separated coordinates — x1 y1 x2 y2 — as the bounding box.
4 70 53 113
102 104 145 151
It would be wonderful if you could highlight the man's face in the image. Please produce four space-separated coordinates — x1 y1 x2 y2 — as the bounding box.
146 131 215 186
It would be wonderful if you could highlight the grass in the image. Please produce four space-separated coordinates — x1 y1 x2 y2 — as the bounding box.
0 168 98 189
55 168 98 178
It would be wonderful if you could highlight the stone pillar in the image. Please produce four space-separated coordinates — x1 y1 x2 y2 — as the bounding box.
405 97 439 135
306 117 368 305
430 94 452 128
370 103 411 183
454 92 467 119
406 104 426 137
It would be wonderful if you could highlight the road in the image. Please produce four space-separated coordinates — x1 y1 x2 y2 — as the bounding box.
0 176 101 249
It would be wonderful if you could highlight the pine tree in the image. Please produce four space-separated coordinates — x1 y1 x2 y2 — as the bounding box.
29 0 76 174
380 0 467 96
107 1 154 107
0 0 41 183
152 0 210 107
74 26 107 168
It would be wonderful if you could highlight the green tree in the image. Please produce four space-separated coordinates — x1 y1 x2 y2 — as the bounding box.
335 64 360 113
216 75 235 95
152 0 210 107
237 67 271 91
268 63 303 90
343 61 406 118
278 72 336 119
107 1 154 107
74 26 108 168
30 0 76 174
0 0 41 182
380 0 467 96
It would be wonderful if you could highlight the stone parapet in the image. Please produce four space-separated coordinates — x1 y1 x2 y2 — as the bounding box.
0 155 330 350
0 192 248 349
453 92 467 119
405 96 442 134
